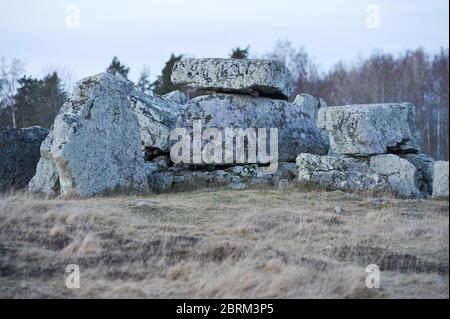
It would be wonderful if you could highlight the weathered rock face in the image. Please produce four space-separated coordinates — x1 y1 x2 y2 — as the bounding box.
296 153 422 198
296 153 384 192
28 73 182 196
0 126 48 191
50 73 148 197
28 131 60 195
317 103 420 156
400 153 434 195
432 161 449 198
370 154 420 198
163 90 189 105
293 93 327 122
128 90 180 155
171 58 293 100
177 94 329 163
145 162 297 193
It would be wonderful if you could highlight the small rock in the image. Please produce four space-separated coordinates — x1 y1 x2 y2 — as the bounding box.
229 182 246 190
135 200 160 207
277 179 289 191
158 160 169 170
372 198 386 209
335 206 343 214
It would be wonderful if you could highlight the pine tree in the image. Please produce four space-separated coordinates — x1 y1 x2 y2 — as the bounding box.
13 72 66 128
137 66 152 95
152 54 183 95
106 56 130 79
230 46 250 59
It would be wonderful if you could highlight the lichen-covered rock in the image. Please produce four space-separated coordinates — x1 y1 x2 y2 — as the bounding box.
296 153 421 198
178 94 329 163
171 58 293 100
370 154 420 198
0 126 48 191
28 131 59 195
317 103 420 156
163 90 189 105
293 93 327 122
51 73 148 197
128 89 180 154
296 153 384 192
28 73 181 196
432 161 449 198
143 162 298 193
400 153 434 195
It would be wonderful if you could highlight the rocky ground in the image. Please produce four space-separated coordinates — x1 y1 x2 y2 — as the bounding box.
0 187 448 298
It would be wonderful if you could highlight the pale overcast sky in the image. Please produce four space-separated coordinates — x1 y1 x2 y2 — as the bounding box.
1 0 448 84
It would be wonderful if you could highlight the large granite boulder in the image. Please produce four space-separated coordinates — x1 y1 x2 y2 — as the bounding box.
317 103 420 156
171 58 293 100
50 73 148 197
177 93 329 164
432 161 449 198
296 153 421 198
28 73 182 196
0 126 48 191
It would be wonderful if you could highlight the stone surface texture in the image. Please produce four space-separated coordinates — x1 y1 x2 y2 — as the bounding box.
171 58 293 100
317 103 420 156
432 161 449 198
28 131 60 195
163 90 189 105
50 73 148 197
178 93 329 163
296 153 423 198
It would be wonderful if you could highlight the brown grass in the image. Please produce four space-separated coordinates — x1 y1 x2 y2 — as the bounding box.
0 187 448 298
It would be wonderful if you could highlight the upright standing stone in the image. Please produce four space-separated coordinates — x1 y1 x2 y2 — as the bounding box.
432 161 449 198
51 73 148 197
171 58 293 100
0 126 48 191
317 103 420 156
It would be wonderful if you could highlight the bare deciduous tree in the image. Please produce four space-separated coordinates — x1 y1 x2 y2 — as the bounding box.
0 57 25 128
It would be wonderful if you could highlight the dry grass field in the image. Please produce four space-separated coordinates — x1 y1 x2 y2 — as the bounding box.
0 187 448 298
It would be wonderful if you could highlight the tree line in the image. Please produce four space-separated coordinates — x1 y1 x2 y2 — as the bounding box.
1 42 448 160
